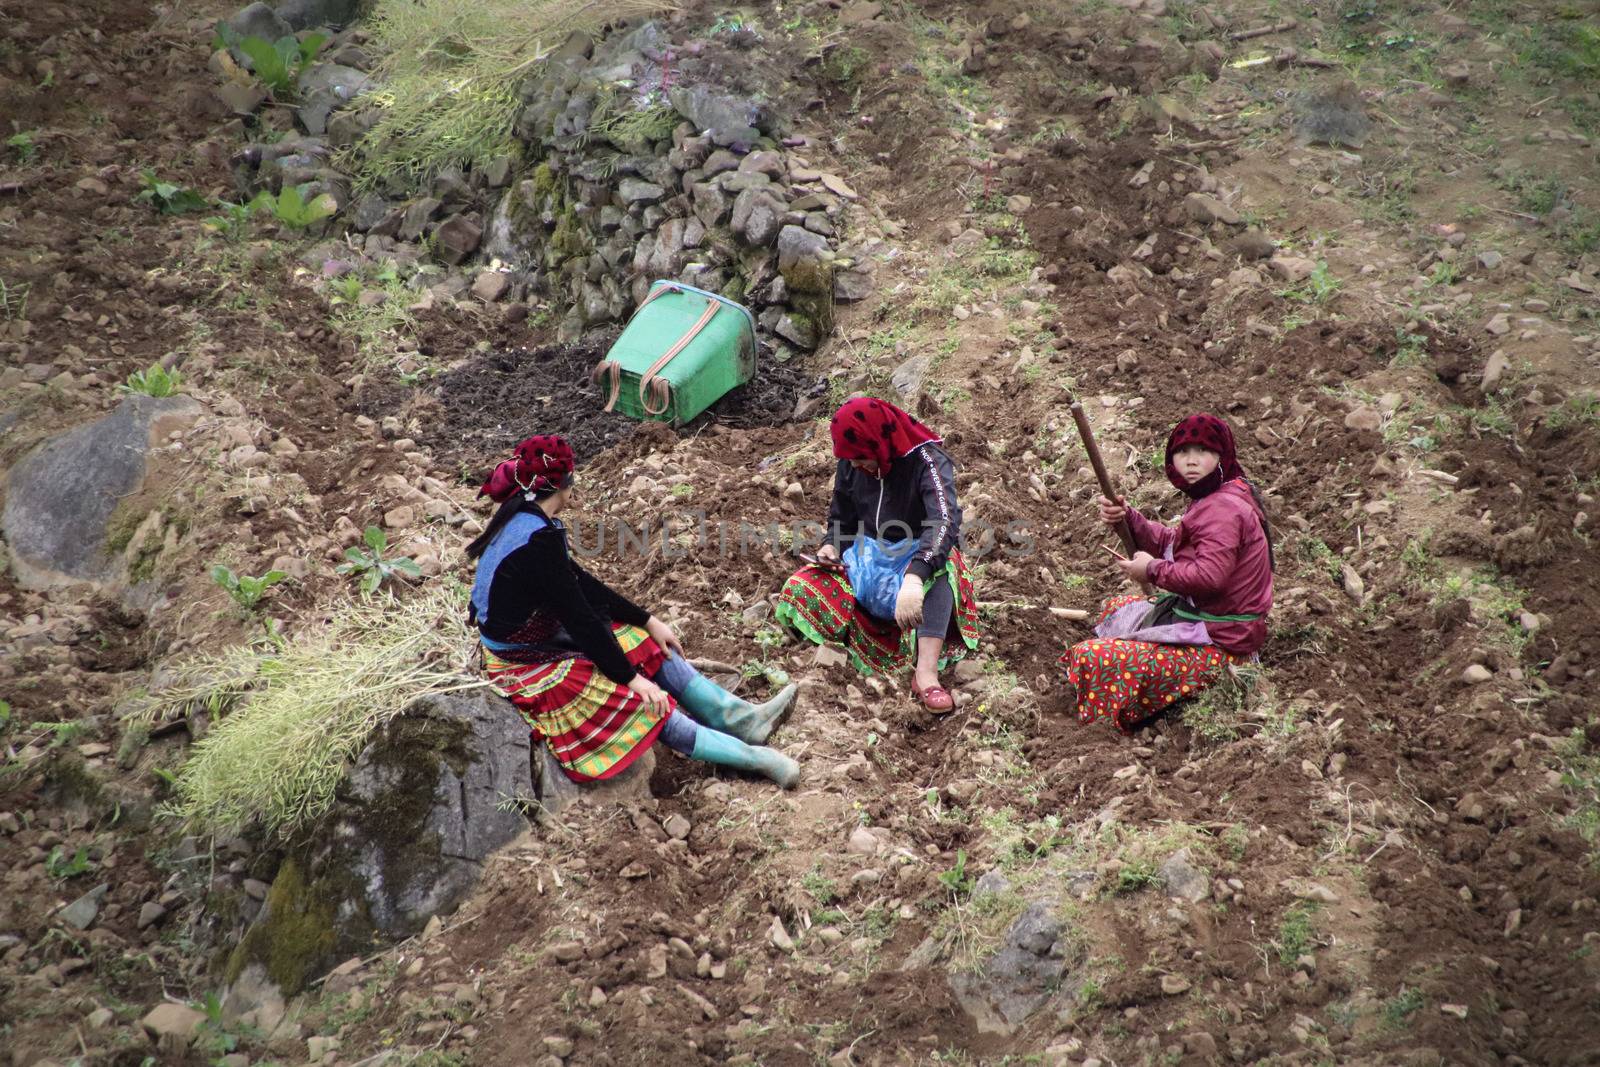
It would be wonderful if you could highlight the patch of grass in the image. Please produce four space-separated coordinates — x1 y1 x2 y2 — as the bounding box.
1556 726 1600 865
123 582 486 839
6 130 37 163
328 263 422 364
1114 856 1159 893
1390 326 1429 368
347 0 664 191
1543 392 1600 434
1381 985 1425 1029
1277 260 1342 305
1273 902 1319 966
802 867 839 907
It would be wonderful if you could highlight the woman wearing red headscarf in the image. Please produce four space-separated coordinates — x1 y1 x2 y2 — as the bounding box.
1059 414 1274 734
775 398 980 710
467 434 800 787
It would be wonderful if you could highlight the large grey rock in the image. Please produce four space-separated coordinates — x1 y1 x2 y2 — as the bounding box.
692 182 732 228
223 690 533 994
295 63 370 136
891 354 931 401
219 3 292 44
733 188 787 247
1158 848 1210 902
2 395 201 590
273 0 362 30
948 902 1078 1035
341 690 530 934
776 225 834 294
532 740 655 817
667 85 762 149
59 883 110 930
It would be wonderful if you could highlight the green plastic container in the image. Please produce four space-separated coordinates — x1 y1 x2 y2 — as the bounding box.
592 281 757 425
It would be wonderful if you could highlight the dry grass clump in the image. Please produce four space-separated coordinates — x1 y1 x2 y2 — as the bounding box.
125 583 487 840
350 0 676 190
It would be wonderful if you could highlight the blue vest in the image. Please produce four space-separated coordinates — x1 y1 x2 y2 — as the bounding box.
470 509 551 651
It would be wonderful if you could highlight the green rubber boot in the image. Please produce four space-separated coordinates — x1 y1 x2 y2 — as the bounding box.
689 728 800 789
678 677 798 746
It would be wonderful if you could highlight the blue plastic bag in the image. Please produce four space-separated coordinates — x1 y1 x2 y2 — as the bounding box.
843 535 920 621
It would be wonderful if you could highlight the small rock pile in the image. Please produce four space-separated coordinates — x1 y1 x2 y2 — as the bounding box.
213 12 871 356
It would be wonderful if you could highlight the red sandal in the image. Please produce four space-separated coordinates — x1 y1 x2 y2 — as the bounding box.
912 681 955 712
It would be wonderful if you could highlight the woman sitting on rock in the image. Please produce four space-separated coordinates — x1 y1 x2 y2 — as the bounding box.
1060 414 1274 734
776 398 979 710
467 434 800 788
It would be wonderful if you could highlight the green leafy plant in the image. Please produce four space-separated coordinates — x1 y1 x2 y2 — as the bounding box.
336 526 422 594
937 849 975 898
249 184 338 228
202 200 254 242
210 564 289 609
217 29 326 94
45 844 93 880
1114 856 1159 893
0 699 11 731
6 130 37 163
135 170 209 215
1278 260 1342 305
118 363 183 397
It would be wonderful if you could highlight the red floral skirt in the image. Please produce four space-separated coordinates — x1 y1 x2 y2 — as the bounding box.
1059 595 1233 734
774 549 980 675
484 623 670 782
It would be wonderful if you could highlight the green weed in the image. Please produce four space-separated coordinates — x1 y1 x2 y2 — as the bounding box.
1274 903 1319 966
216 29 326 95
210 564 289 610
1115 857 1159 893
135 170 208 215
1277 260 1342 305
1382 985 1425 1029
250 184 337 229
6 130 37 163
938 850 975 898
45 844 93 880
1555 726 1600 864
336 525 422 595
118 363 183 398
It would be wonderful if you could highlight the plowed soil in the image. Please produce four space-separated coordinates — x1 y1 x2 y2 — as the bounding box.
3 0 1599 1065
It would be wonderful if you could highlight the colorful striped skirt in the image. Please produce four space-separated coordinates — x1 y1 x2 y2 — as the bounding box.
483 623 670 782
775 548 981 676
1059 595 1234 734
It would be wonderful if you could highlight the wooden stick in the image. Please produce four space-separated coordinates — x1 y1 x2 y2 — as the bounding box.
1228 19 1297 41
1069 400 1137 557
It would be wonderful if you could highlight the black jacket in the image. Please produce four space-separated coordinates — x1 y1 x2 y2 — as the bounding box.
826 442 962 581
479 518 651 684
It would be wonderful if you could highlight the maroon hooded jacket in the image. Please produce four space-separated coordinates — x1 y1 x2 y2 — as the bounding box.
1124 479 1274 655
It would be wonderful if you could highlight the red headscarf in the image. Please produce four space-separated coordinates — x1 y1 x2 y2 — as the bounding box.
829 398 942 476
478 434 576 502
1165 414 1246 499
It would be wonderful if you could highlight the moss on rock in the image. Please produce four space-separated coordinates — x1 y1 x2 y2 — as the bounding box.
224 856 338 995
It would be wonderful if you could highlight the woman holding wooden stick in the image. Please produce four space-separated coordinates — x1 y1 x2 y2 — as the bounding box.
1059 414 1274 734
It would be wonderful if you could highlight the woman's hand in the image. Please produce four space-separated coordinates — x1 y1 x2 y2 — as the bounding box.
645 616 684 659
894 574 925 629
1115 551 1156 584
627 674 671 715
815 543 839 564
1097 495 1129 526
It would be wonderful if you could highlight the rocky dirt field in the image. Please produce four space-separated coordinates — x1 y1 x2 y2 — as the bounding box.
2 0 1599 1065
